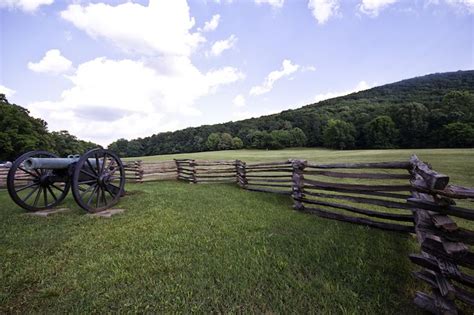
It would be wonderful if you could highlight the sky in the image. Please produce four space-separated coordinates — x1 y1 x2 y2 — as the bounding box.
0 0 473 146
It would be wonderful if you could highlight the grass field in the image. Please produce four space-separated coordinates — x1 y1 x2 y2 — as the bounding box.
2 148 473 313
128 148 474 187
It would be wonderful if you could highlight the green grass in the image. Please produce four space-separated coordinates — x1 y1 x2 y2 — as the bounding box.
128 148 474 187
1 181 421 313
2 147 473 313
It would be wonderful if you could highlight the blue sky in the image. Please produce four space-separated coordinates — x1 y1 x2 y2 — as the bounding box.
0 0 472 146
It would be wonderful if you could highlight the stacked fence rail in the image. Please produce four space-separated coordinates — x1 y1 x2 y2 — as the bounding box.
408 155 474 314
239 160 293 195
292 159 415 233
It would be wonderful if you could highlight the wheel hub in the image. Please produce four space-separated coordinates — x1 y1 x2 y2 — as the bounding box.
38 174 50 186
98 174 111 186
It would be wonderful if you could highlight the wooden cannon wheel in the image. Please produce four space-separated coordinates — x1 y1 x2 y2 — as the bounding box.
71 148 125 213
7 151 71 211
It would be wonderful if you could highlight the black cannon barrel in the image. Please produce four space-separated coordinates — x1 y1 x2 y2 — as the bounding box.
23 157 102 170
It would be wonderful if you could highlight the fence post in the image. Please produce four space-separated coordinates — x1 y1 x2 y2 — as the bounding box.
189 159 197 184
137 160 143 183
236 160 247 188
408 155 463 315
291 159 306 211
174 159 180 180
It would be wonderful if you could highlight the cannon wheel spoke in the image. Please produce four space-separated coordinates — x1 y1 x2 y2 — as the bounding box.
77 179 96 185
80 168 97 179
86 159 99 177
43 186 48 207
33 187 42 207
51 183 65 193
102 188 108 206
86 185 99 206
104 185 116 199
80 183 97 198
23 184 40 203
46 185 58 202
15 182 38 193
18 166 38 179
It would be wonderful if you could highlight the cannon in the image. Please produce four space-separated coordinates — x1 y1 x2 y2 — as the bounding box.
7 148 125 213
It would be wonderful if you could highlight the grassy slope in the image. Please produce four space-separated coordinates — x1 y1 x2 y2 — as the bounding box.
2 148 473 313
129 148 474 187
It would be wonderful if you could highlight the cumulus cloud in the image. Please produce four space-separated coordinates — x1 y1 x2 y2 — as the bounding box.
444 0 474 13
27 0 245 146
308 0 340 24
202 14 220 32
60 0 205 56
28 49 73 74
358 0 398 16
232 94 246 108
314 80 372 102
208 34 237 56
27 57 243 145
0 84 16 98
250 59 299 96
254 0 284 8
0 0 53 12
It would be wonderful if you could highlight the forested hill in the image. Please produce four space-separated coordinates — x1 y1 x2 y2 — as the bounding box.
109 70 474 157
305 70 474 108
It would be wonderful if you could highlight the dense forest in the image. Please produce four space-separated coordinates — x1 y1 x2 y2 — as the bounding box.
0 94 98 161
108 70 474 157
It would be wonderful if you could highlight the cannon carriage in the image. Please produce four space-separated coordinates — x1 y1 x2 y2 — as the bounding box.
7 148 125 213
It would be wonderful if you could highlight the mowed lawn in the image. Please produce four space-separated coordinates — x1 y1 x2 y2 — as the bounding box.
1 148 473 313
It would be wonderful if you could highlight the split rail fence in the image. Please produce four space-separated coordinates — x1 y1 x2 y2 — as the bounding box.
1 156 473 313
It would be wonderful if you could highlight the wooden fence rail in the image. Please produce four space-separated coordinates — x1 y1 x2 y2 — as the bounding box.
408 155 474 314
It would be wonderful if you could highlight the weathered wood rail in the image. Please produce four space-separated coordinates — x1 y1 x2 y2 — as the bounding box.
175 159 237 184
408 155 474 314
1 155 473 313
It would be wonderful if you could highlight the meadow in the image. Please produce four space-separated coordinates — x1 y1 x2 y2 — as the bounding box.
129 148 474 186
1 148 473 313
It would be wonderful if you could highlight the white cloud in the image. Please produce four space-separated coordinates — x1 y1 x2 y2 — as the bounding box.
254 0 284 8
27 56 244 146
302 65 317 72
28 49 73 74
314 80 372 102
0 84 16 98
60 0 205 56
358 0 398 16
202 14 220 32
0 0 53 12
32 0 245 146
208 34 237 57
308 0 340 24
250 59 300 96
232 94 246 108
444 0 474 13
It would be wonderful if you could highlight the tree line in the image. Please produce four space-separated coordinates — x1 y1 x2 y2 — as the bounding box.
1 70 473 160
0 95 98 161
109 70 474 157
